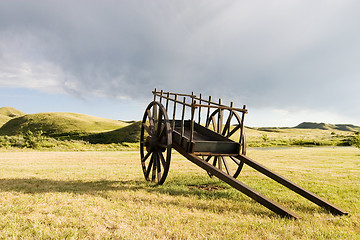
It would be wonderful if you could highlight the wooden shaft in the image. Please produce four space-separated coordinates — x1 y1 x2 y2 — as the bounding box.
235 154 348 216
172 142 300 219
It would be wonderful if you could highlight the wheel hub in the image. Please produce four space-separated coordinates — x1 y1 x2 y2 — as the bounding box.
145 136 166 152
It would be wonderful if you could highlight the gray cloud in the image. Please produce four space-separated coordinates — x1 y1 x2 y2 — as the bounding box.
1 0 360 120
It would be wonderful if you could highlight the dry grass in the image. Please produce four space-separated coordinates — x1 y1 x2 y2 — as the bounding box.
0 148 359 239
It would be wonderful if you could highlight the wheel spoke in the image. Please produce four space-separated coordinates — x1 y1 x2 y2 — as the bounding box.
218 110 223 133
222 112 233 136
211 115 217 132
204 156 212 162
156 152 162 182
152 152 157 182
145 153 155 180
227 124 241 138
157 110 163 136
229 156 241 165
158 151 166 167
158 122 165 138
142 122 152 136
213 156 218 167
153 104 158 133
218 156 222 170
141 151 151 162
146 109 155 134
221 156 232 176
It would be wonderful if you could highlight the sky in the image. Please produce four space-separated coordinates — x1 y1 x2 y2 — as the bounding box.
0 0 359 127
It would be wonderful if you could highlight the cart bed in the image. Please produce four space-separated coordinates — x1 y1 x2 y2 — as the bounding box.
172 120 240 155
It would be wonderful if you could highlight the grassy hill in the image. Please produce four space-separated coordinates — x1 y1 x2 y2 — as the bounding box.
0 112 129 137
0 107 358 150
295 122 360 132
244 121 359 147
0 107 26 127
0 106 26 118
84 121 141 144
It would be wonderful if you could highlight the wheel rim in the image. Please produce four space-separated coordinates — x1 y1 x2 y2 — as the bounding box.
204 109 246 178
140 101 172 185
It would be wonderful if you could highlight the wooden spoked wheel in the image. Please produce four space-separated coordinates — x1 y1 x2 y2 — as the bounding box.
205 109 246 178
140 101 172 185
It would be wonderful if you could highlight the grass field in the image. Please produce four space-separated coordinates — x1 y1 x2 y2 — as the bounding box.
0 147 359 239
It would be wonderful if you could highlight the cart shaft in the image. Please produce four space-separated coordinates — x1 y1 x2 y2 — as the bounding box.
173 142 301 219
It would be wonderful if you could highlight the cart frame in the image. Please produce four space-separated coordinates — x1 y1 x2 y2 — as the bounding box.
139 89 348 219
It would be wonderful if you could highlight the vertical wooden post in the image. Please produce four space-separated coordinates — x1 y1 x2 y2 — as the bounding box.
239 105 246 154
218 98 222 134
180 97 186 146
159 90 163 103
153 88 157 101
198 93 202 124
165 92 170 111
227 102 233 136
206 96 211 125
189 98 196 152
172 94 178 131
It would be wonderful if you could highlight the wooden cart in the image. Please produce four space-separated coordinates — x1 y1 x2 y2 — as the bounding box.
140 89 347 219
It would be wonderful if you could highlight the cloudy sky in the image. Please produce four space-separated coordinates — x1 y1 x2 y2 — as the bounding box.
1 0 359 127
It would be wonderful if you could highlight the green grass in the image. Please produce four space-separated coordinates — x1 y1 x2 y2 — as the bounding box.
242 127 355 147
0 147 358 239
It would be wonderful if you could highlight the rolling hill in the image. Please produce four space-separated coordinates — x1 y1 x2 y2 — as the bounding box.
0 107 358 147
84 121 141 144
0 107 26 126
0 112 129 137
0 106 26 118
295 122 360 132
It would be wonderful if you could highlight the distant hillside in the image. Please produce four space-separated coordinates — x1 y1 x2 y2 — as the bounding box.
0 106 26 118
0 112 129 136
0 107 26 126
295 122 360 132
84 121 141 144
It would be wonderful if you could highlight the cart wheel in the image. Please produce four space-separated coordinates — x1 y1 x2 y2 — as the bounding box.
140 101 172 185
205 109 246 178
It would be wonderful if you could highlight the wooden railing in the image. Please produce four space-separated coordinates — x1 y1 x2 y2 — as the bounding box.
152 88 247 147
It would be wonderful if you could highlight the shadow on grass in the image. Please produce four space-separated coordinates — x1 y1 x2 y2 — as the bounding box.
0 177 329 218
0 178 145 194
0 177 241 200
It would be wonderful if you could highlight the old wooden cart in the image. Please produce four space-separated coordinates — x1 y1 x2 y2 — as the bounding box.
140 89 347 219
